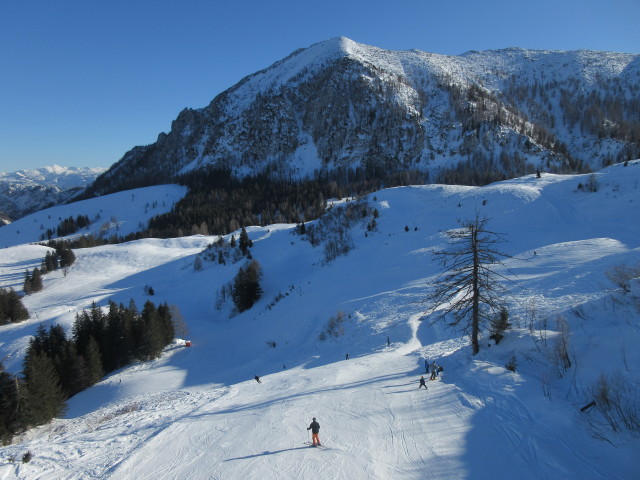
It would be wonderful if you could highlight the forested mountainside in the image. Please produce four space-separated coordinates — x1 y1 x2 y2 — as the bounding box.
86 37 640 196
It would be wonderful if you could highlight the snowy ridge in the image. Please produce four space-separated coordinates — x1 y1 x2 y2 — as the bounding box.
460 47 638 87
92 37 640 197
0 163 639 478
0 165 107 221
223 38 639 104
0 165 106 189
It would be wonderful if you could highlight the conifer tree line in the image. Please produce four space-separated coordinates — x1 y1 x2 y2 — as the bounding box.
206 228 263 313
43 232 145 250
0 299 174 444
57 214 90 237
145 168 425 238
42 214 91 240
23 268 43 295
23 245 76 295
50 168 424 248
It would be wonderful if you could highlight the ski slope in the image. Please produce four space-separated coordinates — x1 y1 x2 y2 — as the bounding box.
0 163 639 479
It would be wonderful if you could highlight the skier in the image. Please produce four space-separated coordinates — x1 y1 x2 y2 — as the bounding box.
429 361 439 380
254 375 262 383
307 417 321 446
418 376 427 389
424 359 429 373
346 353 349 360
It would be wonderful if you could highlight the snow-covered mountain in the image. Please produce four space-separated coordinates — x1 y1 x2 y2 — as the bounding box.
0 162 638 478
0 165 106 222
88 37 640 196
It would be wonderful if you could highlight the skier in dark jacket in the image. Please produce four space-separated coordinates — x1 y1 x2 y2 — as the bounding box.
430 361 439 380
307 417 321 446
418 376 427 389
254 375 262 383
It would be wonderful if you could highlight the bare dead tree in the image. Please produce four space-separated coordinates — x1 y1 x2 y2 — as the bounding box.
427 214 512 355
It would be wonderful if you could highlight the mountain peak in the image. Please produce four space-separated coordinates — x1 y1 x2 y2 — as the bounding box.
90 37 639 197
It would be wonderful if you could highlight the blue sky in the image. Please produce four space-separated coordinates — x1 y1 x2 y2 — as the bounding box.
1 0 639 173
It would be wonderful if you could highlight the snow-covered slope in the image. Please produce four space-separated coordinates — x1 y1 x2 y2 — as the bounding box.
0 165 107 221
0 163 639 479
0 184 187 248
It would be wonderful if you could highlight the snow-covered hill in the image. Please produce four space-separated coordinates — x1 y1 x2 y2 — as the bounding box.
0 165 107 222
0 184 187 248
89 38 640 197
0 163 639 479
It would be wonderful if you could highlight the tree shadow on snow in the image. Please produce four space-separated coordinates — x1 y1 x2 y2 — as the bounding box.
223 445 310 461
185 370 412 420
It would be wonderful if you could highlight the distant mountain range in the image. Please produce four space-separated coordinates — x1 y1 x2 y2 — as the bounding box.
85 37 640 196
0 165 106 223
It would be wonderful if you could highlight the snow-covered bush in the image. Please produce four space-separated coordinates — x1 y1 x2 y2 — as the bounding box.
606 262 640 294
202 236 244 266
303 199 374 264
584 372 640 440
489 307 511 344
193 254 203 271
505 353 517 372
548 316 572 378
318 311 347 341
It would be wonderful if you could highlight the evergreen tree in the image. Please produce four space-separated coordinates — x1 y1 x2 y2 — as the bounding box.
57 246 76 268
41 324 67 362
42 251 57 272
29 268 43 293
157 303 175 347
20 350 67 427
102 301 132 373
73 302 105 359
238 227 253 256
193 254 203 272
72 311 92 357
136 301 164 361
0 364 21 444
23 270 32 295
84 336 103 387
58 342 85 397
9 289 29 323
232 260 263 312
0 289 29 324
489 306 511 344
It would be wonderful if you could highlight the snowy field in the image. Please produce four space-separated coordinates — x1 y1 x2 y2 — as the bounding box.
0 163 639 479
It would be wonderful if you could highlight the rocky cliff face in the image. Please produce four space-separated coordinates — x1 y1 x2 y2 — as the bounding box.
88 38 640 196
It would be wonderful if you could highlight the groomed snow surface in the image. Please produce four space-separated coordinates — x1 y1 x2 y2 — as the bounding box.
0 164 639 479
